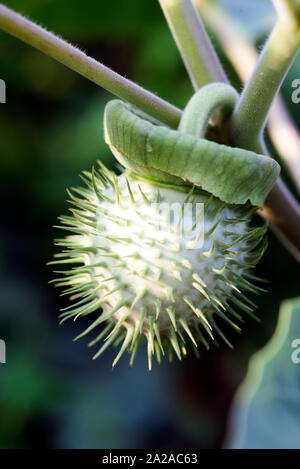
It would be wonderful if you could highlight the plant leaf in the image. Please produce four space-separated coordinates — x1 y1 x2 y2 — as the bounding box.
104 99 280 207
226 298 300 449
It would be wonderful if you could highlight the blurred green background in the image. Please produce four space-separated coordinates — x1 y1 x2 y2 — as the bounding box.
0 0 299 449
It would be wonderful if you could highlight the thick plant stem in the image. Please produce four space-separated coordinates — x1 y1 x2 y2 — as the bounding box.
256 136 300 261
158 0 227 89
197 0 300 194
268 101 300 194
0 4 181 128
273 0 300 19
231 18 300 151
226 1 300 260
264 179 300 262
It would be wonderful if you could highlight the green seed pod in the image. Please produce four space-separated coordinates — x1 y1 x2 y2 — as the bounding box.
50 83 280 369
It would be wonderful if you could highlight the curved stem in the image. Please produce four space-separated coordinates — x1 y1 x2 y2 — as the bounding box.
268 100 300 194
179 83 237 137
197 0 300 260
158 0 227 89
197 0 300 194
0 4 181 128
231 15 300 151
263 178 300 262
257 136 300 261
273 0 300 20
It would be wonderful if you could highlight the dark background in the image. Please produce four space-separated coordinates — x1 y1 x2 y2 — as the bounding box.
0 0 299 449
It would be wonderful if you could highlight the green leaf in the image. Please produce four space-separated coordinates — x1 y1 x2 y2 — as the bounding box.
104 93 280 207
227 298 300 449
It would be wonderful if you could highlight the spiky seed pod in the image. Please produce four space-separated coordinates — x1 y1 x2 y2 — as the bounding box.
50 164 267 369
50 83 279 369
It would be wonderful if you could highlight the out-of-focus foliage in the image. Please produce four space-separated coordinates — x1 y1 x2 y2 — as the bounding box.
220 0 276 38
227 299 300 449
0 0 299 448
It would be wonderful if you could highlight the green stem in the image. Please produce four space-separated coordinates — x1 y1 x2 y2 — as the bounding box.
231 14 300 151
158 0 227 89
273 0 300 20
230 0 300 259
197 0 300 260
259 138 300 262
264 178 300 262
0 4 182 128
